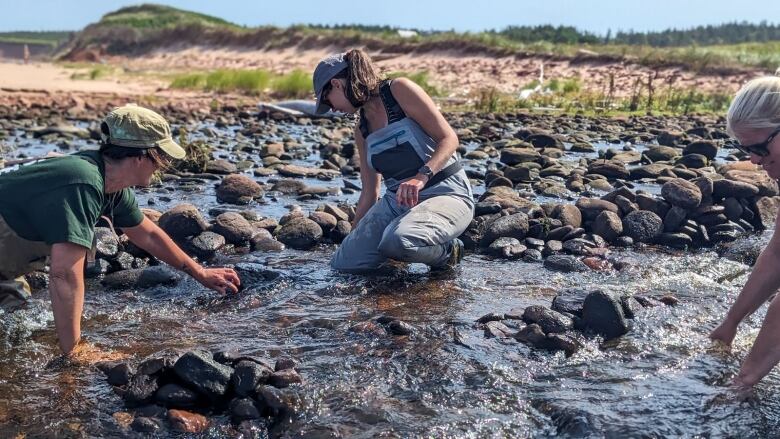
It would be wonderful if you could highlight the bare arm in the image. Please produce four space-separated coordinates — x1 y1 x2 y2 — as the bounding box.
49 242 88 354
352 123 382 227
710 212 780 345
734 296 780 387
391 78 460 207
122 217 240 293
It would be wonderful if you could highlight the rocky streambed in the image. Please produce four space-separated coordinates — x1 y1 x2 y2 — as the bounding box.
1 100 780 437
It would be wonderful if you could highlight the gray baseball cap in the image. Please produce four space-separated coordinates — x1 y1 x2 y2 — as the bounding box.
313 53 348 114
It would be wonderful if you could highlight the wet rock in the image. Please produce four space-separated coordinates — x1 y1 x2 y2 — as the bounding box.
481 213 530 246
131 416 162 433
659 295 679 306
547 334 583 356
514 323 547 346
230 397 261 421
655 232 692 249
676 153 708 168
138 355 175 376
661 178 702 209
476 312 505 324
213 212 255 244
274 217 323 249
125 374 160 407
552 204 582 228
256 385 295 415
168 409 209 433
575 198 619 221
712 178 759 199
309 211 337 234
173 351 234 401
95 227 119 258
155 383 200 408
488 237 526 258
582 290 629 340
270 179 306 194
159 204 208 240
484 321 514 338
187 231 226 259
205 159 238 175
629 163 672 180
544 255 588 272
268 369 303 388
551 288 589 317
250 229 285 252
329 220 352 243
724 169 779 196
107 363 134 387
622 210 663 243
102 266 180 289
720 238 764 266
387 320 415 336
753 196 780 229
522 305 573 333
231 360 273 397
643 145 680 162
663 206 688 232
274 358 297 371
684 141 718 160
522 248 543 262
500 147 541 165
588 160 629 179
216 174 264 204
479 186 539 211
474 201 503 216
591 211 623 242
233 262 282 284
278 164 340 178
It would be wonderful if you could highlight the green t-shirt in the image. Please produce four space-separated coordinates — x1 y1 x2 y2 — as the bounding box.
0 150 144 248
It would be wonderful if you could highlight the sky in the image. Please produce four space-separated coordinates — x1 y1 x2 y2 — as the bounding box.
0 0 778 34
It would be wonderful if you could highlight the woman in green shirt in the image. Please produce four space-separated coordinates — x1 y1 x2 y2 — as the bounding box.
0 105 241 358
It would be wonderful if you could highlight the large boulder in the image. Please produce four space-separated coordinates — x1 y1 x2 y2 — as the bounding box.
500 148 542 166
173 351 234 401
723 170 779 196
683 141 718 160
159 204 209 240
588 160 629 180
274 217 323 249
216 174 264 204
552 204 582 228
712 179 759 199
643 146 680 162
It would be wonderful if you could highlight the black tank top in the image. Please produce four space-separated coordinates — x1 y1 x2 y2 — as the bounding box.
359 80 406 139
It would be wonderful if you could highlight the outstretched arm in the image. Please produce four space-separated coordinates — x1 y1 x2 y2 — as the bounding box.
123 217 240 294
711 212 780 345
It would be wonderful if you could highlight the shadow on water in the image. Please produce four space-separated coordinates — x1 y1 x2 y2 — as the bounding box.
2 120 780 437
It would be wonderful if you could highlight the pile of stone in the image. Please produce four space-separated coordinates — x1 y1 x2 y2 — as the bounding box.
477 289 677 355
99 350 302 434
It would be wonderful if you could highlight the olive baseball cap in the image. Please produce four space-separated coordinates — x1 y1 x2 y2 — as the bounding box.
101 104 186 159
313 53 348 115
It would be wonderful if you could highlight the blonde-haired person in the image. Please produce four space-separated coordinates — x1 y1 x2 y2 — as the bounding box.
313 49 474 273
710 75 780 389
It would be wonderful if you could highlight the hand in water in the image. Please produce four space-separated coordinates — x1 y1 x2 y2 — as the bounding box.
709 320 738 346
196 267 241 294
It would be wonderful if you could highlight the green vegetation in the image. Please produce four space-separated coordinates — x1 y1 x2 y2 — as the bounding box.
386 71 441 96
69 65 115 80
172 128 211 173
98 4 240 30
170 69 313 97
469 76 732 116
0 31 71 47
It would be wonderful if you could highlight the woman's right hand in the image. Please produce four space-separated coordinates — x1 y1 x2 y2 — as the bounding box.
710 319 739 346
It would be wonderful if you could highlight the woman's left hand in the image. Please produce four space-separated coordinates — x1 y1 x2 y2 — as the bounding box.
396 174 428 208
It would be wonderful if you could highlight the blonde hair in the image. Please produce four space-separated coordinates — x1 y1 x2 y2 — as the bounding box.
343 49 381 105
726 75 780 137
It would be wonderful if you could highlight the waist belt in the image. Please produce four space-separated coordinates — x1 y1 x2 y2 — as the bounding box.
423 161 463 190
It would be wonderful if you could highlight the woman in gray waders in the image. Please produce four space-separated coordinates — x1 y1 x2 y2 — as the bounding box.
313 49 474 273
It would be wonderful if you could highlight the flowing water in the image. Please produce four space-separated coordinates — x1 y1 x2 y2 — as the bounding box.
1 118 778 438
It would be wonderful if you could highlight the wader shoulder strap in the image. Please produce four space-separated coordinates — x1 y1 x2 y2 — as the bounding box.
423 161 463 190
